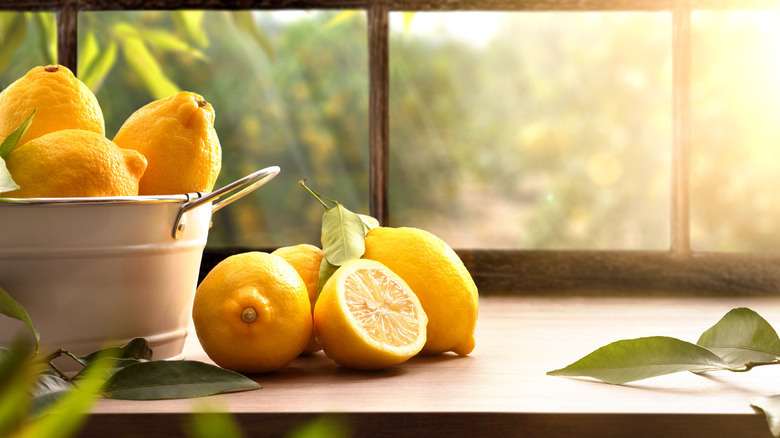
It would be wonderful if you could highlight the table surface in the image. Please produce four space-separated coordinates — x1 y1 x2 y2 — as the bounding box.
84 295 780 437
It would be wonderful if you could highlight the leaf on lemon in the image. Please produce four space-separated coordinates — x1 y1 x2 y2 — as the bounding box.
317 257 339 296
0 286 39 354
547 336 730 384
752 395 780 438
321 204 366 266
102 360 261 400
359 214 379 234
697 307 780 368
0 109 36 158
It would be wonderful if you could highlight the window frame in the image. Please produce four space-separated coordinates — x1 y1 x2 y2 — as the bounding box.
4 0 780 296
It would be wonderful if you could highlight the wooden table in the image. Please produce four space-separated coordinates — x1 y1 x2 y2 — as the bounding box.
83 295 780 437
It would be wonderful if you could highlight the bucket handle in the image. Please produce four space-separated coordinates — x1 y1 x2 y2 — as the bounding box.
172 166 280 239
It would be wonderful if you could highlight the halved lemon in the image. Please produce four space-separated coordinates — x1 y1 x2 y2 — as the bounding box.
313 259 428 370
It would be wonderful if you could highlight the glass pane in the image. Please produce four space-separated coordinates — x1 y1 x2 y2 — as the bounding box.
78 10 369 247
388 12 672 250
691 11 780 252
0 12 58 84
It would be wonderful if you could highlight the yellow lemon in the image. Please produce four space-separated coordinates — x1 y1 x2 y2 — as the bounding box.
0 64 104 149
363 227 478 356
192 252 312 374
2 129 146 198
113 91 221 195
314 259 427 370
272 244 324 355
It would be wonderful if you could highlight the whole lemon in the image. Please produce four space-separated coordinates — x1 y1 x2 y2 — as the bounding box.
2 129 146 198
272 244 324 355
192 252 312 374
363 227 479 356
314 259 427 370
113 91 221 195
0 65 104 149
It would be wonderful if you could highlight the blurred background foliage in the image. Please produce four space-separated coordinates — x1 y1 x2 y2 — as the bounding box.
1 9 779 252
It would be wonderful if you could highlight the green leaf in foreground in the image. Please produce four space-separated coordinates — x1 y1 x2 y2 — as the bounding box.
752 395 780 438
102 360 261 400
547 336 730 384
0 109 36 158
186 404 245 438
697 307 780 368
0 286 39 354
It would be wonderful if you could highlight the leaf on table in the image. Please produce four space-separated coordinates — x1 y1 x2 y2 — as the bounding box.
752 395 780 438
102 360 261 400
29 374 72 416
0 286 39 354
547 336 730 384
79 337 153 366
321 204 366 266
18 357 114 438
697 307 780 368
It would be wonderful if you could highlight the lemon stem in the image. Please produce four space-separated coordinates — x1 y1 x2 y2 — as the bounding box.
241 307 257 323
197 100 208 108
44 65 59 72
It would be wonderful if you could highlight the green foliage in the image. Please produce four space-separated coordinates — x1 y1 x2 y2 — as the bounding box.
549 306 780 437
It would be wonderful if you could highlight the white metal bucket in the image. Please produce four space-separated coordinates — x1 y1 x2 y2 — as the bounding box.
0 166 279 360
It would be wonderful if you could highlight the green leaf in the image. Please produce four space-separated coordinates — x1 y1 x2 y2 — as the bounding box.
696 307 780 368
233 11 274 61
29 374 72 416
547 336 730 384
78 338 153 366
753 395 780 437
142 29 208 60
0 158 19 194
78 39 117 93
325 11 359 28
286 415 350 438
321 204 367 266
0 286 39 354
0 344 37 436
186 404 245 438
78 29 99 76
17 357 114 438
358 214 379 234
0 109 36 158
317 257 339 296
173 10 209 48
102 360 261 400
119 32 180 100
31 12 56 65
0 13 28 74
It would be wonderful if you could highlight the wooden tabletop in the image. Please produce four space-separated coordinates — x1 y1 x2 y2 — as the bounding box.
83 295 780 437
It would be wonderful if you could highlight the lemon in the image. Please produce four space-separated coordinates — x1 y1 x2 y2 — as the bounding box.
113 91 222 195
314 259 427 370
192 252 312 374
0 64 105 149
2 129 146 198
272 244 324 354
363 227 479 356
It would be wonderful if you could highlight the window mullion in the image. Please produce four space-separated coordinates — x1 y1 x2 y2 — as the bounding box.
671 1 692 255
368 1 390 226
57 0 78 73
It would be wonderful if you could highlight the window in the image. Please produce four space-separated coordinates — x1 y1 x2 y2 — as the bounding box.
3 0 780 295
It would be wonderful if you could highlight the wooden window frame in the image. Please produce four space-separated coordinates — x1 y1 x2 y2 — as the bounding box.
4 0 780 296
